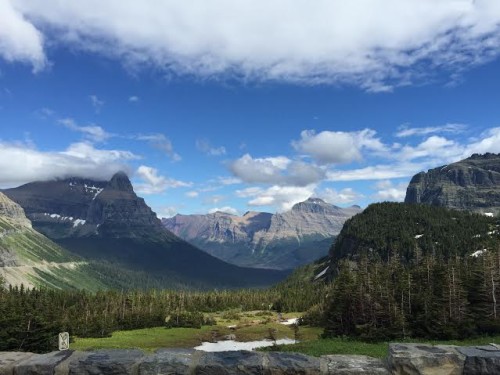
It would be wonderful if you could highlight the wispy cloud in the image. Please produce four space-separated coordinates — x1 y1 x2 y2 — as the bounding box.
395 123 466 138
128 95 139 102
135 134 181 161
89 95 104 113
59 118 113 142
196 138 226 156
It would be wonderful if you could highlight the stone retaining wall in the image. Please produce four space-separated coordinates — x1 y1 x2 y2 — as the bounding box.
1 343 500 374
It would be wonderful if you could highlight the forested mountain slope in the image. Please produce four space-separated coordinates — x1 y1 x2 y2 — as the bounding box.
317 202 500 340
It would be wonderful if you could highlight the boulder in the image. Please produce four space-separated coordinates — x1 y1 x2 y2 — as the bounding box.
264 352 321 375
458 345 500 375
139 348 198 375
321 354 388 374
195 350 263 374
388 343 465 375
0 352 37 375
67 349 144 375
14 351 73 375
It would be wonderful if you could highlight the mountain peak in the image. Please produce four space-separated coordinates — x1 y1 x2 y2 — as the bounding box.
109 171 133 192
304 197 327 204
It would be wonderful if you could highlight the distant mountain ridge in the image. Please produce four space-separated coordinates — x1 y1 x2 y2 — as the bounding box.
163 198 362 269
3 173 288 289
405 153 500 215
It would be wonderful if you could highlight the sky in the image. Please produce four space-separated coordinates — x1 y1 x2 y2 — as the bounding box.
1 0 500 217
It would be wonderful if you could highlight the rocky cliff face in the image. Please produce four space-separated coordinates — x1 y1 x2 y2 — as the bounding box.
405 153 500 215
0 192 31 228
163 198 362 270
3 172 165 239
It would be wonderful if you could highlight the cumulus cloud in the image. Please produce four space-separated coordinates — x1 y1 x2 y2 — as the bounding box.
229 154 325 186
7 1 500 89
134 165 191 194
0 1 46 71
196 139 226 156
319 187 364 205
372 180 408 201
395 123 466 138
292 129 388 164
464 127 500 156
59 118 112 142
135 134 181 161
237 184 316 211
208 206 239 215
0 141 138 187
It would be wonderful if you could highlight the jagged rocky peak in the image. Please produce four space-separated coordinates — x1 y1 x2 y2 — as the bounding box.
108 171 134 192
405 153 500 214
291 197 340 214
0 192 31 228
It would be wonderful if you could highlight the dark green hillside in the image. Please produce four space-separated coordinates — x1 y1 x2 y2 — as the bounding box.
320 202 500 340
330 202 497 266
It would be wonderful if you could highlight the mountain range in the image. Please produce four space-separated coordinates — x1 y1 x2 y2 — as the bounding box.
163 198 362 270
2 173 288 289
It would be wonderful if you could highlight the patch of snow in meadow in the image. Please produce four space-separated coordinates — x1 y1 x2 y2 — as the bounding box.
471 249 488 258
194 338 296 352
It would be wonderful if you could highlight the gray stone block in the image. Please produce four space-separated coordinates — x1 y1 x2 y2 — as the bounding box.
458 345 500 375
264 352 320 375
321 354 388 375
0 352 37 375
195 350 264 374
15 351 73 375
68 349 144 375
139 348 198 375
388 343 465 375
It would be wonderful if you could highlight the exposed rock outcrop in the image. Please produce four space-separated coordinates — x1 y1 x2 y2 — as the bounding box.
3 172 164 239
163 198 362 270
405 153 500 215
0 192 31 228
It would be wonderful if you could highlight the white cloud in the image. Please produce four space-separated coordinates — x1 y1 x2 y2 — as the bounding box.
319 187 364 205
128 95 139 102
327 162 426 181
89 95 104 113
229 154 325 186
196 139 226 156
134 165 191 194
398 136 460 161
372 180 407 202
59 118 112 142
135 134 181 161
208 206 239 215
396 123 466 138
217 177 241 185
0 1 46 71
464 127 500 156
155 206 179 219
0 141 138 187
9 0 500 89
292 129 388 164
204 195 225 205
239 184 316 212
185 191 199 198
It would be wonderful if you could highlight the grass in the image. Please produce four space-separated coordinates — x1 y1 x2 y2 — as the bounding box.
71 309 500 358
72 310 322 352
261 335 500 358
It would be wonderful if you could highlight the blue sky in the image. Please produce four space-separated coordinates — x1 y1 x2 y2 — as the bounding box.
1 1 500 217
